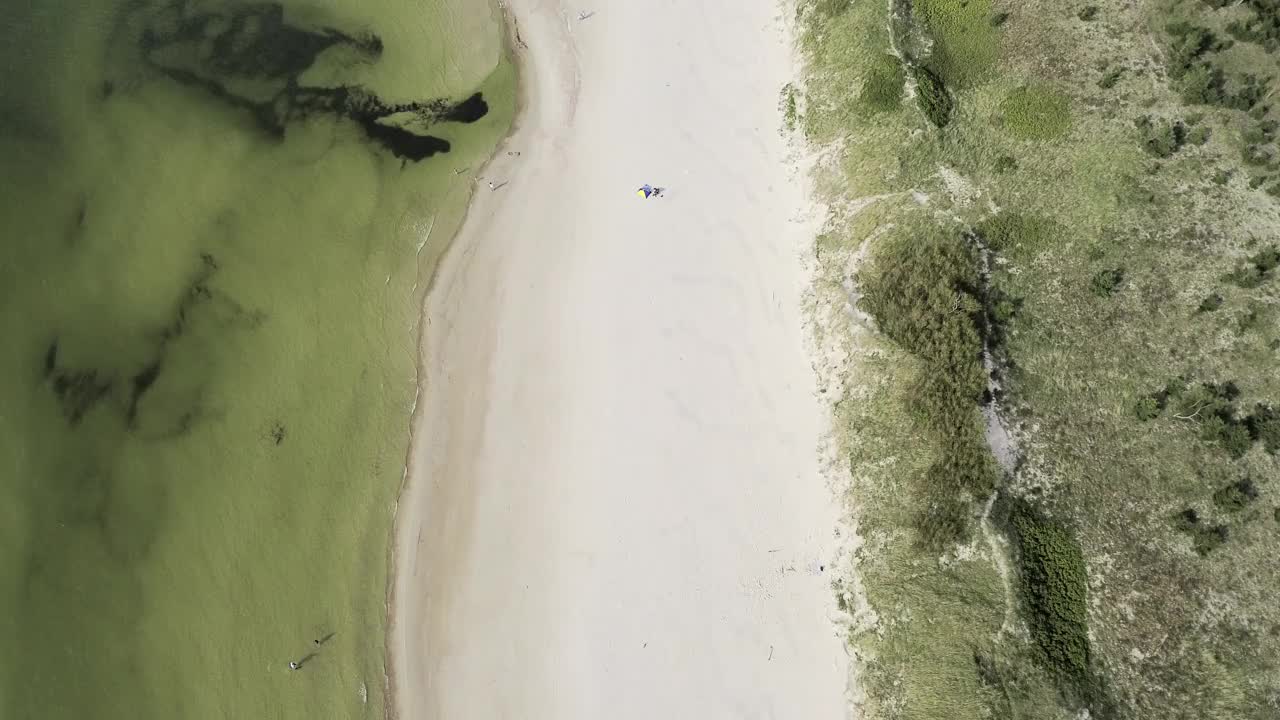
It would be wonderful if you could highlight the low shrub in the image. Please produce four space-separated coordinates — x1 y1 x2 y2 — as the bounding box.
1247 404 1280 453
1001 85 1072 140
1164 22 1229 77
1251 245 1280 272
1159 379 1267 456
1136 116 1189 157
1177 508 1230 554
912 64 954 128
1225 245 1279 287
1090 267 1125 296
1213 477 1260 512
913 0 1000 86
860 54 905 113
1135 396 1161 421
1225 0 1280 50
1008 500 1092 683
976 212 1056 252
1197 292 1223 312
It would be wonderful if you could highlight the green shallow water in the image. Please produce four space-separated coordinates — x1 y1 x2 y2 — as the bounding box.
0 1 512 717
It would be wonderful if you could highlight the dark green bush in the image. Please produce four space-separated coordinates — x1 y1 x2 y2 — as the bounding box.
912 64 954 128
1225 245 1279 287
1098 67 1123 89
1175 506 1230 554
1241 143 1273 166
1233 73 1268 110
1078 6 1099 21
1160 18 1272 110
1178 62 1230 106
1220 421 1253 457
1090 268 1125 296
1009 501 1092 682
1247 404 1280 453
1135 396 1161 421
1156 379 1264 456
1198 292 1223 312
1164 22 1228 77
1226 264 1265 288
1222 0 1280 49
1198 524 1229 554
1136 116 1188 157
994 154 1018 173
1243 119 1279 144
1213 477 1260 512
1251 245 1280 272
1174 61 1269 110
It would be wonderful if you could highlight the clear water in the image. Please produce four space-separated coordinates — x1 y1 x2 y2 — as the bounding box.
0 1 512 717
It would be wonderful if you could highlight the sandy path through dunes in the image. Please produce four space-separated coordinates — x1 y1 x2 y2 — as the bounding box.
390 0 849 717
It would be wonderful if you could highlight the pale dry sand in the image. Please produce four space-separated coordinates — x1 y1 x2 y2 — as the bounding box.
390 0 850 717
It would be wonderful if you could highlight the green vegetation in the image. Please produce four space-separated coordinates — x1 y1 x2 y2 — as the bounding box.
912 64 955 128
860 54 906 113
1098 66 1124 89
860 230 996 545
1089 267 1126 296
1177 508 1231 554
1213 477 1260 511
1225 245 1280 287
912 0 999 86
1142 377 1280 457
780 82 800 130
1136 116 1192 157
1198 292 1224 311
801 0 1280 716
1007 501 1092 688
1001 85 1072 140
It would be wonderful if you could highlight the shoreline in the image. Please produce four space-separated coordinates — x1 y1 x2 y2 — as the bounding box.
388 1 851 717
384 1 557 717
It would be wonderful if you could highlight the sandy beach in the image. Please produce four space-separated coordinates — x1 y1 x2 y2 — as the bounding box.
389 0 850 716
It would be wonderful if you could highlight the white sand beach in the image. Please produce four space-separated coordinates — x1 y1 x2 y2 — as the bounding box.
389 0 850 717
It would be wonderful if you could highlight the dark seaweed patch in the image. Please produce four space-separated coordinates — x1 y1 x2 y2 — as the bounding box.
356 119 450 161
45 251 232 431
160 253 217 344
137 1 487 162
66 196 87 247
129 252 221 428
442 92 489 123
44 340 58 377
50 368 113 425
127 361 161 426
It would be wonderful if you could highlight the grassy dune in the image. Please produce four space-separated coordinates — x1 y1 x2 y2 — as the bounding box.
0 2 512 718
801 0 1280 717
